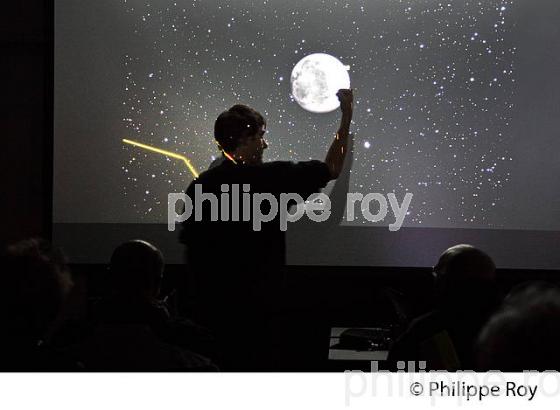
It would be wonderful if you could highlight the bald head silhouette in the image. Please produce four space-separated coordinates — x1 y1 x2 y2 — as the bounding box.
433 244 497 312
110 240 164 299
434 244 495 281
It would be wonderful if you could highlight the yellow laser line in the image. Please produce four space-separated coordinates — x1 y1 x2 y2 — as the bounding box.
123 138 199 178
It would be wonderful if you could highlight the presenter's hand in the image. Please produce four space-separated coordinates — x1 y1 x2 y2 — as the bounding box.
337 89 354 116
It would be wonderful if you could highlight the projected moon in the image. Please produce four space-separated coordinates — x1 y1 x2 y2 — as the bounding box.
290 53 351 113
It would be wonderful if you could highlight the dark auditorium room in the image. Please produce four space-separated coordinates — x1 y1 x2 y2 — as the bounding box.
2 0 560 408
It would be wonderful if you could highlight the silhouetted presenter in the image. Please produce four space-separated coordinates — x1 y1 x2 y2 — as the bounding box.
179 89 352 368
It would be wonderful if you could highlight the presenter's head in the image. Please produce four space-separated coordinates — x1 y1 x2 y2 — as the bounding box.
214 104 268 165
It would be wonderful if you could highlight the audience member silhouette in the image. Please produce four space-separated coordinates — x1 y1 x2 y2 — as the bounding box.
388 244 500 371
79 239 217 371
477 281 560 371
0 238 77 370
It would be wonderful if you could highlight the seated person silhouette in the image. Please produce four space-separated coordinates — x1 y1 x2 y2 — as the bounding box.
0 238 77 370
179 89 353 370
81 240 216 371
477 281 560 371
388 244 500 371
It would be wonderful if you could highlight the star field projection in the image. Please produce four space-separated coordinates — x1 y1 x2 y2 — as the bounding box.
121 0 516 228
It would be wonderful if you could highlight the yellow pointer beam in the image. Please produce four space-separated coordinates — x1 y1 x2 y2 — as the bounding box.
123 138 199 178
